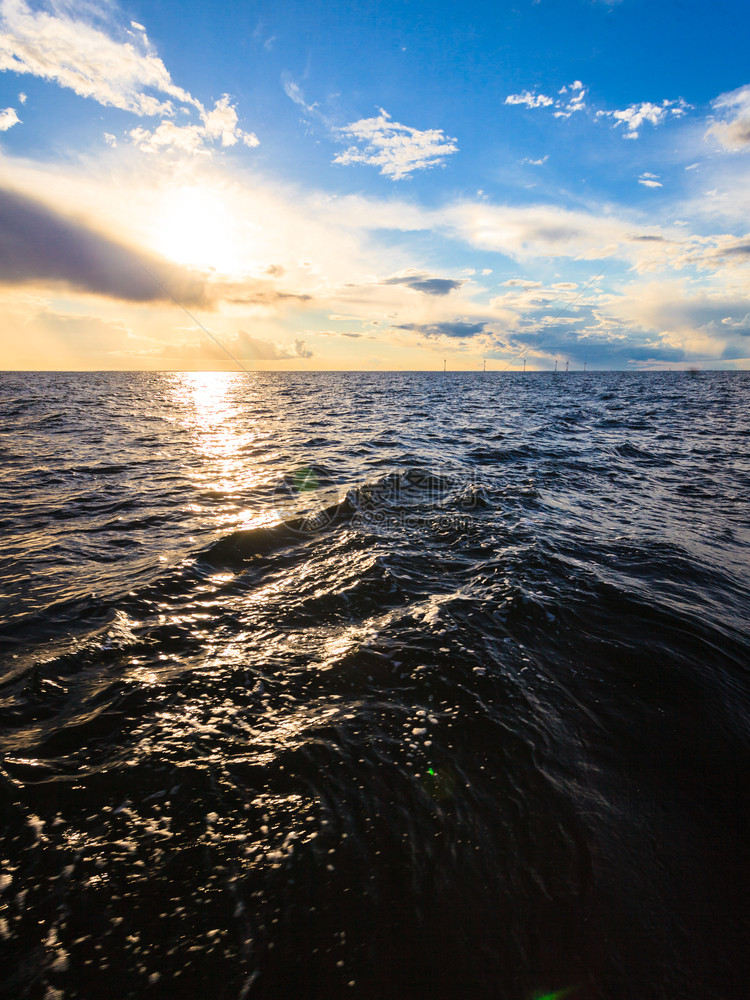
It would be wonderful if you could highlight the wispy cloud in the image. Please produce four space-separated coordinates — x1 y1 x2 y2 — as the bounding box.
0 0 196 115
333 109 458 179
283 78 318 115
0 2 258 151
708 84 750 150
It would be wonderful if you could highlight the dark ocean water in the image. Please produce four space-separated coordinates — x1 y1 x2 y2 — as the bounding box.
1 370 749 1000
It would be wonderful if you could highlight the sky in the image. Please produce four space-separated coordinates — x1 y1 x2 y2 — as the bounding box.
1 0 750 371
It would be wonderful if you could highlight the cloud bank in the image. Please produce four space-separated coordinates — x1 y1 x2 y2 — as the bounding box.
396 320 489 339
0 186 208 304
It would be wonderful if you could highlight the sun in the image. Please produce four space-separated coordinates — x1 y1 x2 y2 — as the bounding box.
153 185 245 275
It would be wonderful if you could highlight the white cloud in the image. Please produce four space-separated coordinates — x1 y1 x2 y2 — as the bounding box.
0 105 19 130
638 172 662 188
129 96 258 155
130 121 211 156
17 89 25 103
520 155 549 166
554 82 586 118
599 98 688 138
103 131 116 147
506 81 585 118
721 313 750 329
333 109 458 180
505 90 554 109
0 2 258 153
200 95 259 148
0 0 197 115
506 80 688 138
284 87 457 181
708 84 750 150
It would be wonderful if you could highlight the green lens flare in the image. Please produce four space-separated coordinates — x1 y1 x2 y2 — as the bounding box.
293 467 319 491
532 988 576 1000
421 766 456 801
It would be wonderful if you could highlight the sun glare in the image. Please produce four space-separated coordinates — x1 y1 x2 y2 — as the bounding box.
154 186 246 275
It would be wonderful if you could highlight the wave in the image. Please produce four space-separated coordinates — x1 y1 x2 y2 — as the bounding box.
2 372 750 999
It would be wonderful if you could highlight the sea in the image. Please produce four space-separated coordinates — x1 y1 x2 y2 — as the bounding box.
1 369 749 1000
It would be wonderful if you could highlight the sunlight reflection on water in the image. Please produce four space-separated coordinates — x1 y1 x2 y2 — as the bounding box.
171 371 279 530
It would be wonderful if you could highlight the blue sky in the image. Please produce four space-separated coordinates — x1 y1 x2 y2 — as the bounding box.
1 0 749 370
